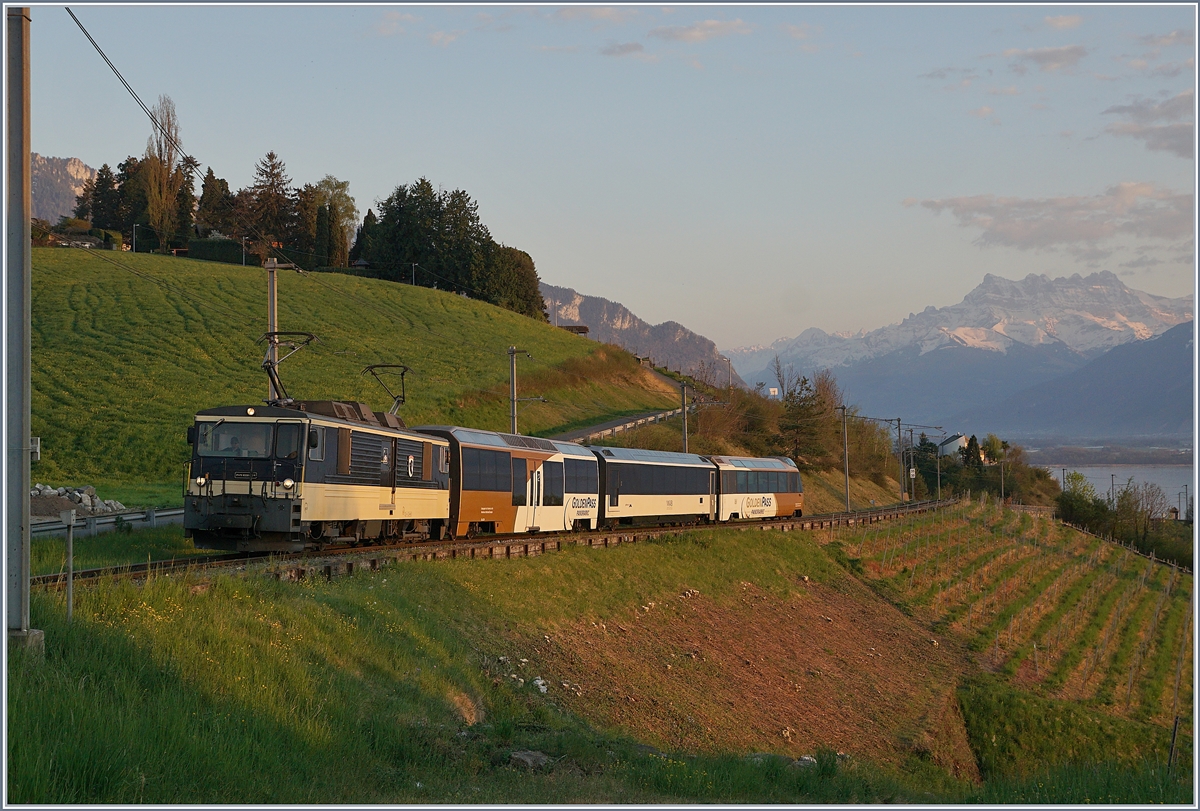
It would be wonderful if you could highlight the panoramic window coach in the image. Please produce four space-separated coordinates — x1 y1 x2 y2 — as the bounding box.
710 454 803 521
415 427 601 537
588 446 716 526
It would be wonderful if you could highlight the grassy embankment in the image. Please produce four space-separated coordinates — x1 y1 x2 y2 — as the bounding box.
31 248 678 504
11 500 1192 803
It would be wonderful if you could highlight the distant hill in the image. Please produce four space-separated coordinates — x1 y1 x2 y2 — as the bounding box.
956 320 1194 441
31 153 96 223
541 281 746 388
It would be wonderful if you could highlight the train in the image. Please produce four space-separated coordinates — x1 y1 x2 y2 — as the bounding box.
183 399 804 552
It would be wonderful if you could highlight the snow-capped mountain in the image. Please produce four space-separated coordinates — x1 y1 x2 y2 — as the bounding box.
726 271 1192 438
727 271 1193 381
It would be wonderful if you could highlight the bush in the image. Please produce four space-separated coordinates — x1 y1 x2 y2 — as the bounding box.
188 238 259 266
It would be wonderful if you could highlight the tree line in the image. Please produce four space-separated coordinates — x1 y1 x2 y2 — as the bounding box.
62 94 546 321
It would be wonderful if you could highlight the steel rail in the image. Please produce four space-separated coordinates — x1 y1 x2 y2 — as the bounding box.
31 498 957 590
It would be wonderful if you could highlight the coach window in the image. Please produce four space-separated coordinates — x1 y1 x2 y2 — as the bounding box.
512 458 527 506
543 461 564 506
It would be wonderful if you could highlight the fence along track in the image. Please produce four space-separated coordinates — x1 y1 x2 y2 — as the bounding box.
32 499 957 590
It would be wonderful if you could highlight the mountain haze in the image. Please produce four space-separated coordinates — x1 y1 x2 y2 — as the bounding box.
541 282 747 388
956 320 1194 440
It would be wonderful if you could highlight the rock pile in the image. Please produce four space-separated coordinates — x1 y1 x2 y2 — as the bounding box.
30 483 126 516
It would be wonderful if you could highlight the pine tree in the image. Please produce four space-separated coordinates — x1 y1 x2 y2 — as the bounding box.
313 204 330 268
174 155 199 247
196 167 233 237
250 151 293 251
90 164 121 231
349 208 378 263
72 176 94 221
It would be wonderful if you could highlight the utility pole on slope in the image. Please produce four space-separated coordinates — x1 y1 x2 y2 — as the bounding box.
837 405 850 512
7 6 41 652
266 258 279 402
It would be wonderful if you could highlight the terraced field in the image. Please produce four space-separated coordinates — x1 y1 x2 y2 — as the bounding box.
834 497 1192 775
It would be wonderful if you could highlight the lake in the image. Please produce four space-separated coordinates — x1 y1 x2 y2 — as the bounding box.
1041 464 1196 509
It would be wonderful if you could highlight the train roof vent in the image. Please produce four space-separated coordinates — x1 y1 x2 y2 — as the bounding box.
499 433 557 452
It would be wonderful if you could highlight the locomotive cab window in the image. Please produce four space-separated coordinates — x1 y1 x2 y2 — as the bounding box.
196 422 273 458
274 423 304 461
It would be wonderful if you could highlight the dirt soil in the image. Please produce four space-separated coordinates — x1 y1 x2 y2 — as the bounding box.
523 573 981 782
29 494 91 517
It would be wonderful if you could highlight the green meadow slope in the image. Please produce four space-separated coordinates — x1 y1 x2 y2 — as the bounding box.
31 249 678 486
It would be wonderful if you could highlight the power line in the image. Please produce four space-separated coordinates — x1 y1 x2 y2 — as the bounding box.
64 7 562 382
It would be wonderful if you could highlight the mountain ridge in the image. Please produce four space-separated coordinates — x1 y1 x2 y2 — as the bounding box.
541 281 747 388
31 153 96 223
727 271 1193 379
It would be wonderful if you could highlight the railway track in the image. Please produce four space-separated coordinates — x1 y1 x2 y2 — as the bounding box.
33 498 957 590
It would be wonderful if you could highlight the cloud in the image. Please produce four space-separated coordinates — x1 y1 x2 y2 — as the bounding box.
781 22 821 40
1139 30 1194 48
910 183 1194 257
648 19 751 43
1004 44 1088 73
537 45 580 53
1151 58 1195 77
919 66 977 80
554 7 636 24
601 41 644 57
969 106 995 118
1102 90 1193 123
1045 15 1082 30
1106 122 1194 159
375 11 416 37
988 85 1020 96
429 31 462 47
1102 90 1194 158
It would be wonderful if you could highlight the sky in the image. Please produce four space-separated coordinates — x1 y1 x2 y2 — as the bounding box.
29 3 1197 349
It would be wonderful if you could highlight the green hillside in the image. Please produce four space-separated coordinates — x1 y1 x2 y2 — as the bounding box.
31 249 677 486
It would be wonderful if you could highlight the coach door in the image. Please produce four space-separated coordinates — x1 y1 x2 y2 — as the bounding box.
530 467 541 530
708 470 716 521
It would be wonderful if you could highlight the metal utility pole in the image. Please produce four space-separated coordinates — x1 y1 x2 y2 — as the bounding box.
908 428 915 502
412 263 417 286
1000 460 1005 502
896 419 904 501
132 222 137 253
681 383 689 453
7 5 40 651
265 258 279 401
59 509 74 624
509 346 518 434
837 405 850 511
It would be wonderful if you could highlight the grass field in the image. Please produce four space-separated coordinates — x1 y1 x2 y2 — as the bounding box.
10 503 1193 803
30 249 677 489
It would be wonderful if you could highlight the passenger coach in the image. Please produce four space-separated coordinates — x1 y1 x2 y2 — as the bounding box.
711 454 804 520
415 427 601 537
589 446 716 526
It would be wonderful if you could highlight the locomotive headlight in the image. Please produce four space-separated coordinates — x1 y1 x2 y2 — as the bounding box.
195 475 207 486
282 478 295 490
246 407 255 415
